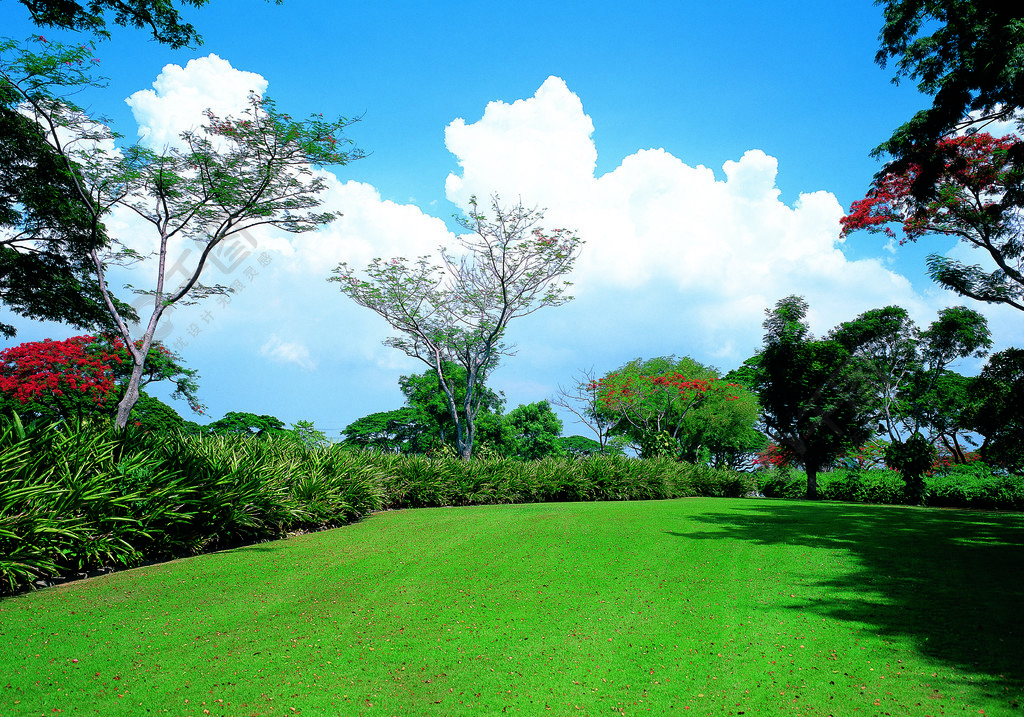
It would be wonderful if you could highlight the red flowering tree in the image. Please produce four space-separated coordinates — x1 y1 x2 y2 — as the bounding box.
0 334 202 423
593 356 739 458
0 336 117 421
842 132 1024 312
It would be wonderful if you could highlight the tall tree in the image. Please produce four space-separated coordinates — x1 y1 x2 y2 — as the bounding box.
331 196 582 459
964 348 1024 471
1 37 363 430
753 296 877 500
829 304 990 460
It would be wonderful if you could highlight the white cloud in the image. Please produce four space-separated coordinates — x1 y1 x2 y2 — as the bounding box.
259 335 317 371
125 54 268 150
442 77 940 363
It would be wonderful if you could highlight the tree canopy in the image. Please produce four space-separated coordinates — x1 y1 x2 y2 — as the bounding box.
331 196 581 459
753 296 878 499
873 1 1024 203
0 37 363 430
15 0 249 48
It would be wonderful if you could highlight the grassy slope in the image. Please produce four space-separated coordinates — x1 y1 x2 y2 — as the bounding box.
1 498 1022 716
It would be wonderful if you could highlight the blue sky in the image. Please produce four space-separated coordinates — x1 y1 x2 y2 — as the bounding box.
2 0 1021 438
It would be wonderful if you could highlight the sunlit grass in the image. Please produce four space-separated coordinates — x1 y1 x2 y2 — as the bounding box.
2 498 1022 716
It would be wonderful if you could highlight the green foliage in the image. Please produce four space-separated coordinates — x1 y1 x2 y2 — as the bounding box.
17 0 218 48
504 400 563 460
557 435 608 457
884 433 938 503
754 296 878 499
965 348 1024 471
205 411 286 438
928 463 1024 510
341 407 428 452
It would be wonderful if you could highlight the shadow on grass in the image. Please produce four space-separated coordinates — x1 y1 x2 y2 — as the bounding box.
669 501 1024 703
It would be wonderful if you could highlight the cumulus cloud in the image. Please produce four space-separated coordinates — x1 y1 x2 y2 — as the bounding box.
125 54 268 150
443 76 941 362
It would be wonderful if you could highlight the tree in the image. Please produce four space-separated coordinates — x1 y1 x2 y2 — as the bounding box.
556 435 608 457
593 356 738 459
675 382 766 468
3 0 250 332
341 407 428 453
130 390 202 433
753 296 878 500
206 411 286 438
872 1 1024 205
1 37 363 430
331 196 582 459
843 132 1024 311
828 304 990 441
398 362 505 453
964 348 1024 471
0 333 201 424
505 400 563 460
0 40 138 338
0 335 117 422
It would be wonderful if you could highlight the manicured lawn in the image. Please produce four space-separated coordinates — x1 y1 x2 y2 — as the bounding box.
1 498 1022 716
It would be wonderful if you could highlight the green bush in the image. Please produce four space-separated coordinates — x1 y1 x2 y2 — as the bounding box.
927 462 1024 510
758 469 805 498
4 413 1020 595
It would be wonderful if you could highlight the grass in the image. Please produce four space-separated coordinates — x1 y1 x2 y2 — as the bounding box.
1 498 1022 716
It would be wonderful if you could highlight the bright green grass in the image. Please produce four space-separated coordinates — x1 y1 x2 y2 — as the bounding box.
1 498 1022 716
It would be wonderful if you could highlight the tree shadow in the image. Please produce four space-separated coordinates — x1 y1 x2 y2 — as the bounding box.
668 501 1024 705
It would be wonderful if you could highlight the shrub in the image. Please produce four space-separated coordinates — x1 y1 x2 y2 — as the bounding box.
927 462 1024 510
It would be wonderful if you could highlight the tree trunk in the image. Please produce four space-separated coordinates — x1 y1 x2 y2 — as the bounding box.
805 464 819 500
114 353 147 430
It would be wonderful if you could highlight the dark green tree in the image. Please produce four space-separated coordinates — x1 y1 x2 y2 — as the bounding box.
753 296 878 500
15 0 284 49
398 361 505 452
206 411 286 438
829 304 989 465
0 42 138 338
341 407 429 453
556 435 607 457
504 400 563 460
965 348 1024 471
130 391 201 434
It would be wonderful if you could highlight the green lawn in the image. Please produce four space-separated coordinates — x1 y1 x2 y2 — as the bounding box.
1 498 1022 716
